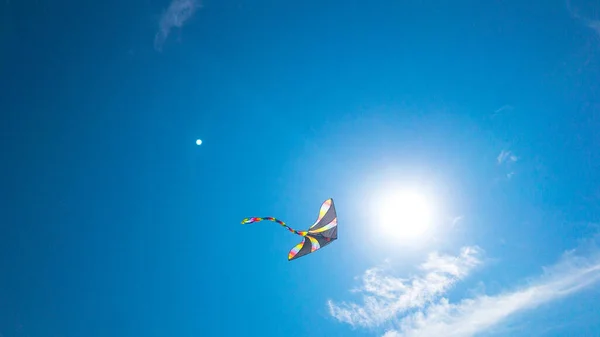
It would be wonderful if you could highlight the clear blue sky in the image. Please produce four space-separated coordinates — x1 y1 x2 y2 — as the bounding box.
2 0 600 336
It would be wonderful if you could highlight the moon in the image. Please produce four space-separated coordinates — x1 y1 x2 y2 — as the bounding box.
195 139 203 146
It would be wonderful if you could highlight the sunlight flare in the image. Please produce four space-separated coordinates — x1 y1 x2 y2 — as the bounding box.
373 188 436 244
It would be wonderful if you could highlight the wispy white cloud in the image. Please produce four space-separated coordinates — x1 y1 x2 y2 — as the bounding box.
154 0 202 51
496 150 518 179
451 216 464 227
327 246 482 328
587 20 600 37
329 236 600 337
497 150 517 165
491 105 514 118
566 0 600 37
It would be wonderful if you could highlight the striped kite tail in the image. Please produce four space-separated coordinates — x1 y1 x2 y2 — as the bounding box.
241 217 307 236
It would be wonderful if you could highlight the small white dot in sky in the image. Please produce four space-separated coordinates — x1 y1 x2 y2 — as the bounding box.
196 139 203 146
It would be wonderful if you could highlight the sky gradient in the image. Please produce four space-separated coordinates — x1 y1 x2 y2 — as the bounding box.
2 0 600 336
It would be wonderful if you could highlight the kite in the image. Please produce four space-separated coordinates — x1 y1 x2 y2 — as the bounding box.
241 198 338 261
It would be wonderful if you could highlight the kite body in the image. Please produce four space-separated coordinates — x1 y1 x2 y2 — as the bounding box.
241 198 338 261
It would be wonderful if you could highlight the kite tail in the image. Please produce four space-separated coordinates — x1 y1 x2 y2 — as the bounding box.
241 217 307 236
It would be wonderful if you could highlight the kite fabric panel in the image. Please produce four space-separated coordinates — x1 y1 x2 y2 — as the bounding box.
241 198 338 261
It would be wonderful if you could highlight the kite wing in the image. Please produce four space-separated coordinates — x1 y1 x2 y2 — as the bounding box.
288 198 338 261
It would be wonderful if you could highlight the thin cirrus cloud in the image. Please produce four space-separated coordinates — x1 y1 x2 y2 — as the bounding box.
491 105 514 118
497 150 517 165
451 216 464 227
587 20 600 37
328 246 483 328
154 0 202 51
497 150 518 179
566 0 600 37
328 235 600 337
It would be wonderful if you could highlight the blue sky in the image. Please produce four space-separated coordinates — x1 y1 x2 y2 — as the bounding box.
2 0 600 336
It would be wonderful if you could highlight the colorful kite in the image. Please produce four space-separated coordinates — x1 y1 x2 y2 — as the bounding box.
241 198 338 261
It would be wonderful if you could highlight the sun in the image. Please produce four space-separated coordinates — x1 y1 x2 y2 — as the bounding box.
375 189 434 243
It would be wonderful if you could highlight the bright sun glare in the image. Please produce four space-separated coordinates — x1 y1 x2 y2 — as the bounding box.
376 190 434 243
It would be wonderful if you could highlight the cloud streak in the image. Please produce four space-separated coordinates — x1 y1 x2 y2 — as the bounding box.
491 105 514 118
327 246 482 328
154 0 202 51
329 236 600 337
497 150 517 165
566 0 600 38
497 150 518 179
587 20 600 37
